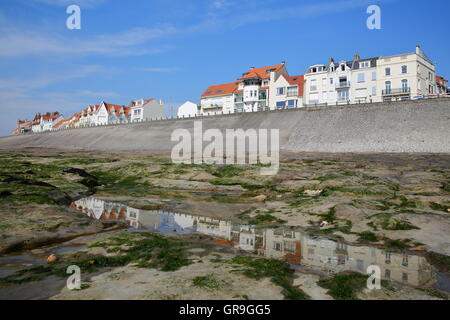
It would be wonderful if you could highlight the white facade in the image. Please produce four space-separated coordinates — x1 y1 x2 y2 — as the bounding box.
376 46 436 102
129 98 164 122
200 63 305 115
304 60 353 106
177 101 199 118
304 46 437 105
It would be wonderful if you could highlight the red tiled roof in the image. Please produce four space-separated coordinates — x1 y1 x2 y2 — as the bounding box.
201 82 239 98
239 64 285 80
436 75 448 86
53 118 69 129
285 75 305 97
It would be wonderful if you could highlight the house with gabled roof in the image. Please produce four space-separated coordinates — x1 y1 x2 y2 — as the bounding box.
129 98 164 122
200 62 305 115
92 102 130 125
41 112 64 131
436 75 448 94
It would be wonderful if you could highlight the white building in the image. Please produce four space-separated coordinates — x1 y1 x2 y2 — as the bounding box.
376 46 436 102
177 101 200 118
200 63 305 115
304 59 354 106
303 46 437 105
91 102 130 125
129 98 164 122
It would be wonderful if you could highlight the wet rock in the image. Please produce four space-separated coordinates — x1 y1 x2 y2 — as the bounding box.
304 189 323 196
254 195 267 203
47 254 58 263
334 204 365 220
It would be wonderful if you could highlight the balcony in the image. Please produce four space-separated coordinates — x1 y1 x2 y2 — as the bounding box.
203 104 223 110
336 81 351 89
382 87 411 96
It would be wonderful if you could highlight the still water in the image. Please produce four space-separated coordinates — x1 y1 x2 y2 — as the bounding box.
72 196 443 290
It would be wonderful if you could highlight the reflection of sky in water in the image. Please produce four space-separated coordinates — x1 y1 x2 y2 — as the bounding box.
72 197 444 291
157 212 197 234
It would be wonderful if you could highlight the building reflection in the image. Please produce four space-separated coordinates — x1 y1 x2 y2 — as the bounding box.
72 197 434 287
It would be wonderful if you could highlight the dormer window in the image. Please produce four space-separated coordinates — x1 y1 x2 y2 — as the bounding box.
359 61 370 69
341 64 345 71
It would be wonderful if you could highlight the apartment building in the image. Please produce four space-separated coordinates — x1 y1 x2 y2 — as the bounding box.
129 98 164 122
304 58 354 105
303 46 437 105
376 45 436 101
200 62 305 115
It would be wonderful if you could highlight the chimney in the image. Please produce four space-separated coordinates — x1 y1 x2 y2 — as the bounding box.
354 54 360 62
329 57 335 64
281 61 285 65
416 45 421 54
159 99 164 105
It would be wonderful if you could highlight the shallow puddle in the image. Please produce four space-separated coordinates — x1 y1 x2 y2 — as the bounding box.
71 196 445 292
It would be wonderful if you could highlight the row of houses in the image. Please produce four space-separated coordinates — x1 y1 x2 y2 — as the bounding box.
197 45 449 115
12 46 449 134
13 98 164 135
73 196 435 287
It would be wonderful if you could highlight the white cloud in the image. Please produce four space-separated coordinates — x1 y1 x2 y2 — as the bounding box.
0 25 175 58
0 65 105 90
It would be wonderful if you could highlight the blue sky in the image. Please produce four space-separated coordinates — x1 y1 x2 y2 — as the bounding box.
0 0 449 136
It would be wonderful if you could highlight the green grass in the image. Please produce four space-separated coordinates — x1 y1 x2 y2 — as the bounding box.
0 232 194 284
318 273 368 300
357 231 379 242
192 274 227 291
228 256 309 300
429 202 449 212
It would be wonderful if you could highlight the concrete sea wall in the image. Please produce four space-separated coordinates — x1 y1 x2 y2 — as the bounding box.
1 98 449 153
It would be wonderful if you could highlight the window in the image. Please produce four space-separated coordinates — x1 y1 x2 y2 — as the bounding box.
310 80 317 91
402 254 409 267
385 269 391 279
287 86 298 96
402 273 408 282
284 241 295 253
359 61 370 68
385 81 392 94
330 78 334 85
372 86 377 96
341 64 345 71
401 65 408 74
372 71 377 81
385 251 391 264
429 72 433 81
402 79 409 93
357 73 365 83
287 100 296 108
385 68 391 76
357 260 364 271
276 101 286 109
277 87 285 95
274 242 282 251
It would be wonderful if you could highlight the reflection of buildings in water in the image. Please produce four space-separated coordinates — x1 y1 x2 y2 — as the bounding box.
261 228 302 264
301 235 434 287
196 217 232 243
72 197 434 287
